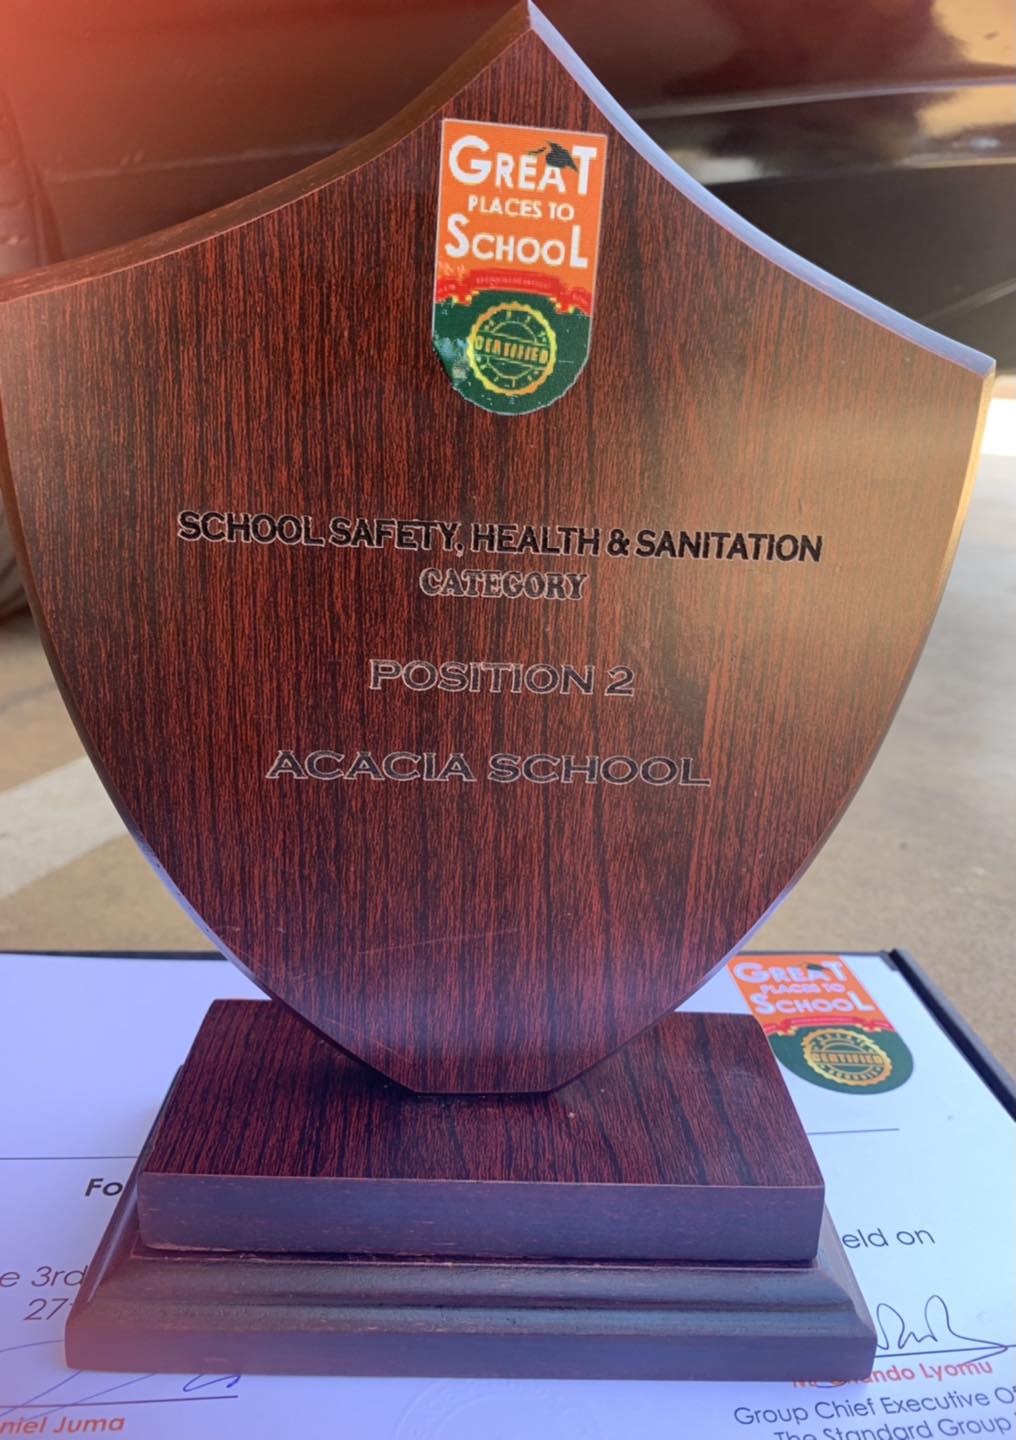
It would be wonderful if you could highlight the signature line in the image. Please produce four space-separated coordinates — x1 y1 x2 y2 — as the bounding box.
879 1343 1013 1360
0 1398 239 1409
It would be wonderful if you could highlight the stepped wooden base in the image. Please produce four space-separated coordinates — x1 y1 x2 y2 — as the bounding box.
66 1001 876 1379
67 1174 875 1380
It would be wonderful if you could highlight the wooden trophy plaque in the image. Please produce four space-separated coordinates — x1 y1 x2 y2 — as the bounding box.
0 3 992 1381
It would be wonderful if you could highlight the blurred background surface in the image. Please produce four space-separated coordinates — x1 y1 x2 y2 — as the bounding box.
2 0 1015 360
0 0 1013 1065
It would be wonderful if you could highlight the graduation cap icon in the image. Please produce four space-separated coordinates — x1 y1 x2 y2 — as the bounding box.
526 140 578 172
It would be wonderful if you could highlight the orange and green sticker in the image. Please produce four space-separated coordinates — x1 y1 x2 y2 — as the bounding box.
433 118 607 415
728 955 914 1094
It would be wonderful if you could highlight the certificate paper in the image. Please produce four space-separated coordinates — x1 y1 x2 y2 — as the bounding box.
1 952 1013 1439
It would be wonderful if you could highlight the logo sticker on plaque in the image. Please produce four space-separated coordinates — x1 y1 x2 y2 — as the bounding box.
433 118 607 413
729 955 915 1094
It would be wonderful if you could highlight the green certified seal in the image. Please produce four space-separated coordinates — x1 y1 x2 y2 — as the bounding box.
434 288 591 416
770 1024 914 1095
467 301 557 397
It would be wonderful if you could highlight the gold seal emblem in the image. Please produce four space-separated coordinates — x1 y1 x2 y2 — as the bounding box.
467 301 557 397
800 1027 893 1087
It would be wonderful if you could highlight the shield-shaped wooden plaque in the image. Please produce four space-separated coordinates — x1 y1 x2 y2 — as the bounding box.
0 4 991 1094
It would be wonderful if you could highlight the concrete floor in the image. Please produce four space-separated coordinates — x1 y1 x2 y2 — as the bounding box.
1 447 1013 1072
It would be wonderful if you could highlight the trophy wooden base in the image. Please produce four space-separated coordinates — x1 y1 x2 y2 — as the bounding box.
66 1001 877 1380
66 1185 874 1381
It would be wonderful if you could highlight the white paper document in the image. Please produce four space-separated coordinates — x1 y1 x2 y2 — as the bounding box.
0 951 1013 1439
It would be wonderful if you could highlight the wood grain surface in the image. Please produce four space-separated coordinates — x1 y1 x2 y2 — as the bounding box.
138 999 824 1261
0 5 993 1091
69 1155 875 1380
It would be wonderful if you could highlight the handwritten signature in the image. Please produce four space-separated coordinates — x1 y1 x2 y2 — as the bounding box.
0 1339 240 1421
875 1293 1014 1363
